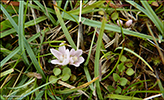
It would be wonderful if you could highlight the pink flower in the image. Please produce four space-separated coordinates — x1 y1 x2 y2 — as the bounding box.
50 44 70 66
125 19 133 27
69 49 84 67
117 20 123 26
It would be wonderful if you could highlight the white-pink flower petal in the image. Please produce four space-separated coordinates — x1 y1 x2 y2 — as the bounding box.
74 49 83 57
50 48 62 60
59 44 66 54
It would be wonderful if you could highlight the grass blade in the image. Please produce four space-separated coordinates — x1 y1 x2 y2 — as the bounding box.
126 0 164 35
53 1 76 49
0 68 14 78
67 1 106 15
62 13 163 41
94 17 106 99
1 16 47 38
33 0 57 26
1 2 46 79
17 79 57 99
18 0 29 65
115 47 154 72
8 78 35 89
84 27 97 91
106 94 142 100
24 38 46 80
0 28 49 68
0 4 18 31
0 48 20 68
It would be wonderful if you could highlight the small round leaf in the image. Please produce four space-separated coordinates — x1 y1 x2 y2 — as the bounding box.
120 77 128 86
62 67 71 75
117 63 125 72
70 74 77 82
125 62 133 67
62 73 71 81
107 85 115 92
113 73 120 82
126 68 135 76
111 11 118 20
115 86 122 94
49 75 58 84
53 68 61 76
120 55 127 62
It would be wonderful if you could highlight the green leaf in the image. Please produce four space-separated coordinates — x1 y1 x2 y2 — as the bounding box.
53 68 61 76
120 55 127 62
61 67 71 81
117 63 125 72
126 68 135 76
49 75 58 84
62 73 70 81
70 74 77 82
125 62 133 67
113 73 120 82
115 86 122 94
62 67 71 75
111 11 118 20
107 86 115 92
120 77 128 86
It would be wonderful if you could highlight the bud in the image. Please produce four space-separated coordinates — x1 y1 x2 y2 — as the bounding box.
125 19 133 27
117 20 123 26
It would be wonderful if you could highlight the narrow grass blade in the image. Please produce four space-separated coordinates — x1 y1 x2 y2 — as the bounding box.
67 1 106 15
102 46 124 81
62 13 163 41
0 28 49 68
24 38 46 80
0 48 19 68
1 3 46 78
33 0 56 26
18 0 29 65
84 27 97 91
0 47 20 60
17 79 58 99
155 69 164 97
0 4 18 31
0 68 14 78
126 0 164 35
115 47 154 72
1 16 47 38
122 80 150 94
53 1 76 49
8 78 35 89
106 94 142 100
141 1 163 35
94 17 106 99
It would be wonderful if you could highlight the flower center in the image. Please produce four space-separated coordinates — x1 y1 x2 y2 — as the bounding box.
72 56 78 62
59 55 64 62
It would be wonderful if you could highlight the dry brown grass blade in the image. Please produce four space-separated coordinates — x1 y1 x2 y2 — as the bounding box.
57 80 90 98
146 22 164 65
